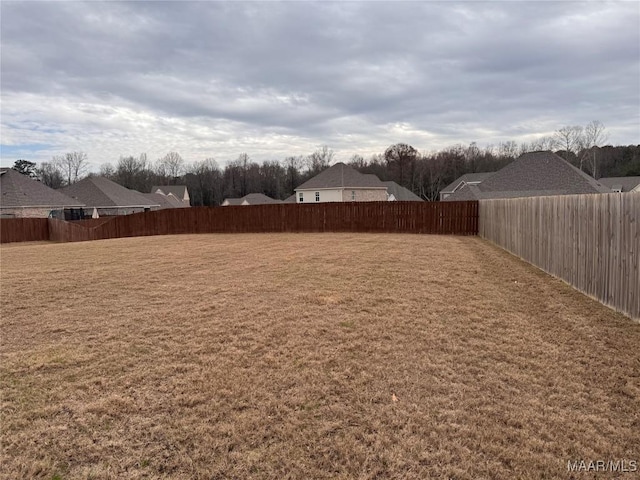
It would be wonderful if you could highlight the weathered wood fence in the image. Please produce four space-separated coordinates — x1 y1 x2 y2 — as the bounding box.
479 193 640 321
0 201 478 244
0 218 49 243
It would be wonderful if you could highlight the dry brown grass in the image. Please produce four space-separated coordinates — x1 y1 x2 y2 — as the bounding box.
1 233 638 480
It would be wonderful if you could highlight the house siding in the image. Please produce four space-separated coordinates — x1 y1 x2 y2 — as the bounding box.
341 189 387 202
296 189 343 203
0 207 52 218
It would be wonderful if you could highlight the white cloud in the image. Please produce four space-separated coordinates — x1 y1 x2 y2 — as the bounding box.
1 1 638 169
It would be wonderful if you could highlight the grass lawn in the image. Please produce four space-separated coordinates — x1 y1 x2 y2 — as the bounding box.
1 233 638 479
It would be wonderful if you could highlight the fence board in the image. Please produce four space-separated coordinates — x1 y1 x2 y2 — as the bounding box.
0 218 49 243
479 193 640 321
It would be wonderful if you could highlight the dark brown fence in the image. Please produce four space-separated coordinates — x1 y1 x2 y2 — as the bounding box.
0 218 49 243
0 202 478 243
70 217 116 228
88 201 478 240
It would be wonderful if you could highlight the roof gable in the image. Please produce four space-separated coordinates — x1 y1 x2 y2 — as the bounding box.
383 181 423 201
0 168 85 208
296 163 386 190
242 193 281 205
222 193 281 206
151 185 188 199
143 193 189 209
62 176 159 208
441 172 495 194
597 176 640 192
478 151 610 195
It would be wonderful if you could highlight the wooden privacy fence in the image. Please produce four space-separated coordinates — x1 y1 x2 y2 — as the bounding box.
479 192 640 321
0 201 479 243
0 218 49 243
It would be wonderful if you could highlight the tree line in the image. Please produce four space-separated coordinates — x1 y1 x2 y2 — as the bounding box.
10 121 640 205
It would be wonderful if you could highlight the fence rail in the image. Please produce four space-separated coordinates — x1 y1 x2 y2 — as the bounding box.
0 201 478 244
479 193 640 321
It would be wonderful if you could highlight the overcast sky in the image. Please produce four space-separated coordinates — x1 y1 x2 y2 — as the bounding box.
1 1 638 170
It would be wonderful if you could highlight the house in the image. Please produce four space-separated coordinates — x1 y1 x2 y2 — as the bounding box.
150 185 190 206
221 193 282 206
443 151 612 201
597 176 640 193
142 192 190 210
0 167 85 218
439 172 495 201
294 162 388 203
383 181 424 201
61 176 160 216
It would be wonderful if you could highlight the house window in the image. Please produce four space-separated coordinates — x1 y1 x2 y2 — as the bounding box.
351 190 356 201
299 192 304 202
315 192 320 202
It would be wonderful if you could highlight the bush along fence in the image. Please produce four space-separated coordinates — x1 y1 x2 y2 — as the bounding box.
479 192 640 321
0 201 479 244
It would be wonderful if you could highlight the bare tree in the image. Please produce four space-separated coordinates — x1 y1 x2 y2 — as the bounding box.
54 151 89 185
237 153 250 196
283 156 304 194
497 141 519 159
307 145 334 175
186 158 222 205
157 152 184 181
348 154 366 169
37 161 65 188
553 126 583 164
580 121 608 178
100 163 115 178
116 155 151 190
529 136 555 152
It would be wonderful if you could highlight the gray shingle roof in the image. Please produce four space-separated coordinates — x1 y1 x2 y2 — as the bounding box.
242 193 282 205
222 198 244 206
444 151 611 201
151 185 188 200
143 193 189 209
441 172 495 194
0 168 85 208
597 176 640 192
383 181 424 201
222 193 282 205
296 163 386 190
61 176 160 208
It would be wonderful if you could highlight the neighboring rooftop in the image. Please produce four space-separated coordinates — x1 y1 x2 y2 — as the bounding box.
142 193 189 209
61 176 160 208
383 181 424 201
151 185 189 201
597 176 640 192
444 151 612 201
296 163 386 190
222 193 282 206
0 168 84 208
440 172 495 195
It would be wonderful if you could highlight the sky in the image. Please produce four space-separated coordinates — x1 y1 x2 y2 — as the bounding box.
1 1 639 171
